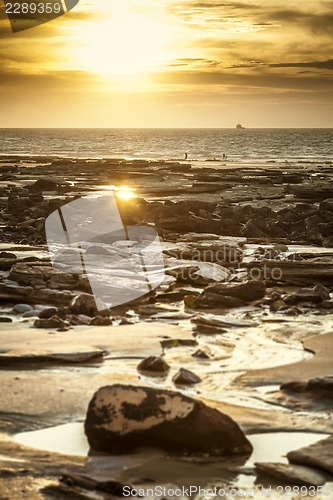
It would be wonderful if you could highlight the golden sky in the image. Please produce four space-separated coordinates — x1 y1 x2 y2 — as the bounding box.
0 0 332 127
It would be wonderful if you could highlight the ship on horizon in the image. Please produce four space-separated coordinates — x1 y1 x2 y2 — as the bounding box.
236 123 245 129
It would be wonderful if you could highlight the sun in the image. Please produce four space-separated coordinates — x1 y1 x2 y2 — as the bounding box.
72 3 172 76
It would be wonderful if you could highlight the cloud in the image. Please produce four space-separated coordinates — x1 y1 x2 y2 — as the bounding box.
228 60 333 71
154 69 333 93
269 60 333 70
269 9 333 35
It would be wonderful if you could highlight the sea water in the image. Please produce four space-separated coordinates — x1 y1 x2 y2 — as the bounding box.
0 128 332 166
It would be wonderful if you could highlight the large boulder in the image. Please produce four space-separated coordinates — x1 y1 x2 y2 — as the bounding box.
85 384 252 456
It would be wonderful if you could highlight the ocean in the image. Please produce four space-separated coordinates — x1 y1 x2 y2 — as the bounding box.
0 128 332 166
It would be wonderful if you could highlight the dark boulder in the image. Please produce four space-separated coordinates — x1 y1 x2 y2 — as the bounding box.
0 317 13 323
85 384 252 455
137 356 170 373
173 368 202 385
39 307 58 319
0 251 17 259
191 349 210 359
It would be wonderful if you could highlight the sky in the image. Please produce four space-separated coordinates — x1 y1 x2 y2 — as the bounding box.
0 0 332 127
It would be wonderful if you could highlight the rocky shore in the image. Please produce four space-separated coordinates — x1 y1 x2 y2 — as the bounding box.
0 156 332 499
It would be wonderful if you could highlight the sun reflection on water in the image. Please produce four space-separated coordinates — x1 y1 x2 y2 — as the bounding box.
99 185 137 201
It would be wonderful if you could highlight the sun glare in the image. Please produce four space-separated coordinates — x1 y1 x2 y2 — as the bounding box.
73 3 172 76
116 187 137 201
99 185 137 201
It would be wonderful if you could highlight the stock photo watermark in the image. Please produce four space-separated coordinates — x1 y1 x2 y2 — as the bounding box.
4 0 79 32
45 190 288 311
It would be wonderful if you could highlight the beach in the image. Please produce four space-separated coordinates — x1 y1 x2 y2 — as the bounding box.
0 154 332 499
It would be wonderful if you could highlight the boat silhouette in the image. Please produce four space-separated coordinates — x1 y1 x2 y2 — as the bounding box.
236 123 245 129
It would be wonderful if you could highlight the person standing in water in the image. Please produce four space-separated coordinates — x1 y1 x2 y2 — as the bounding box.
184 153 188 160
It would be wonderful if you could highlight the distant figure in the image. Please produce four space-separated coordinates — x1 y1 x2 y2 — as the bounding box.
222 153 226 160
184 152 188 160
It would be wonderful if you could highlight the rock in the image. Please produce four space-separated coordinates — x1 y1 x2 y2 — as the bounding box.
284 286 330 305
172 368 202 385
241 219 268 238
156 216 198 233
47 273 77 290
31 178 58 191
280 377 333 402
245 258 333 286
9 264 45 287
90 316 113 326
34 315 67 329
255 462 326 487
279 306 302 316
194 314 258 328
0 258 18 271
13 303 33 314
0 281 77 306
287 435 333 475
137 356 170 373
323 236 333 248
151 311 193 320
313 285 331 300
184 294 197 307
68 314 91 325
201 280 266 303
167 261 230 286
39 307 58 319
85 246 113 256
0 251 16 259
272 244 289 252
0 317 13 322
85 384 252 455
77 274 92 293
320 198 333 213
191 349 210 359
22 309 40 318
270 299 287 312
165 242 242 263
70 293 99 317
321 300 333 310
195 293 246 309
